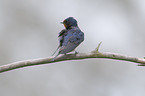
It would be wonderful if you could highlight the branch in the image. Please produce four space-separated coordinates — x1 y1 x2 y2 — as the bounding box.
0 43 145 73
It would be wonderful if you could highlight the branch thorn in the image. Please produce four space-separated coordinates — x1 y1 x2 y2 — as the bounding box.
91 41 102 53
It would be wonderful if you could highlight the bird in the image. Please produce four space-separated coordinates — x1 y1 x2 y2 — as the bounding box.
52 17 84 60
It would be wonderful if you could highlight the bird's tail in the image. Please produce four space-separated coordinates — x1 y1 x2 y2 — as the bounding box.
51 52 60 61
51 45 60 56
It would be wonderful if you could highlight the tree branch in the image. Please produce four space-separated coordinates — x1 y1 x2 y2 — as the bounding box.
0 43 145 73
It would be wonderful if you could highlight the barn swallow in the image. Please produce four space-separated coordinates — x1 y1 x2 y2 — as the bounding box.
52 17 84 60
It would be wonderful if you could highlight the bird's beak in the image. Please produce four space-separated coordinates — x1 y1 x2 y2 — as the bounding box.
60 22 63 24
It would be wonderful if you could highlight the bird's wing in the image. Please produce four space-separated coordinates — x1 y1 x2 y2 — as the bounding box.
59 30 84 54
58 29 67 37
58 29 67 46
69 31 84 45
52 29 67 56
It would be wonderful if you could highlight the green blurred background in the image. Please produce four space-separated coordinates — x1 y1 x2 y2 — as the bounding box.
0 0 145 96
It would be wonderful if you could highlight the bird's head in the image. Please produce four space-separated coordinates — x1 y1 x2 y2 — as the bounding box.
61 17 78 29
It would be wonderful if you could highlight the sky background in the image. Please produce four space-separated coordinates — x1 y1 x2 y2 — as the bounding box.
0 0 145 96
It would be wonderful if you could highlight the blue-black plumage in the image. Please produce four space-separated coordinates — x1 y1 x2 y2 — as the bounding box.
52 17 84 60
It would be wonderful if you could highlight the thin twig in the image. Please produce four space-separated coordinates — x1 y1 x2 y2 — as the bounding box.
0 43 145 73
